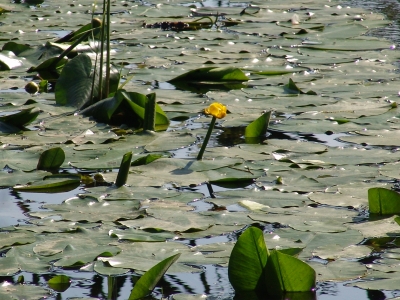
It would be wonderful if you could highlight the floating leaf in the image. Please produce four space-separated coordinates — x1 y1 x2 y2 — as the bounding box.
284 78 317 95
0 283 50 300
168 67 249 82
0 52 23 70
0 107 40 128
13 174 80 192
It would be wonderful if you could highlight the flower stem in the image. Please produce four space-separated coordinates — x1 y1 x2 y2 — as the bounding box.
197 116 217 160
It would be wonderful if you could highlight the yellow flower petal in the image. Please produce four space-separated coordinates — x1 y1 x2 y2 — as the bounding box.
204 102 227 119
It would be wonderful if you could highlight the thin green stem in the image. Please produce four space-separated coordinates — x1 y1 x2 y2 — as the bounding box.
197 116 217 160
105 0 111 97
98 0 106 100
107 276 116 300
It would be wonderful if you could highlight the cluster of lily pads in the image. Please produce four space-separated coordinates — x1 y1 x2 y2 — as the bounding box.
1 0 400 299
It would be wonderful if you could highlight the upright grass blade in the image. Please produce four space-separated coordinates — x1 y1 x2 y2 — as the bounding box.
129 253 181 300
115 152 133 187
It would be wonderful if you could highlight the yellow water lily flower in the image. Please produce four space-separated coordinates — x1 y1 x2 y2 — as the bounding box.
204 102 227 119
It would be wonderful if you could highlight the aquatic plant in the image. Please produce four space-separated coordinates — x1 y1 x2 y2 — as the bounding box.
197 102 227 160
228 227 316 299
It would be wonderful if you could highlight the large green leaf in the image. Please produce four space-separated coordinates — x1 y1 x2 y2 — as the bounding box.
37 147 65 171
228 227 268 292
121 91 170 130
80 90 170 130
245 111 271 139
129 253 181 300
368 187 400 215
265 250 316 296
55 53 94 109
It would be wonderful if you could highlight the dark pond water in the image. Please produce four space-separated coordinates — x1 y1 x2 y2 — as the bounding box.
3 0 400 299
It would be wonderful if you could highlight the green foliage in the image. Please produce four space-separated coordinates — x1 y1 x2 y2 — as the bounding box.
48 275 71 292
228 227 316 298
37 147 65 171
55 54 95 109
168 67 249 82
129 253 181 300
228 227 268 292
368 187 400 214
80 89 170 131
13 174 81 192
131 154 163 166
284 78 317 95
0 107 40 128
115 151 133 187
2 42 31 56
266 250 316 295
143 93 156 131
245 111 271 139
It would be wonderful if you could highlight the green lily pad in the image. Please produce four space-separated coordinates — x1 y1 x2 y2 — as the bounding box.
0 283 51 300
